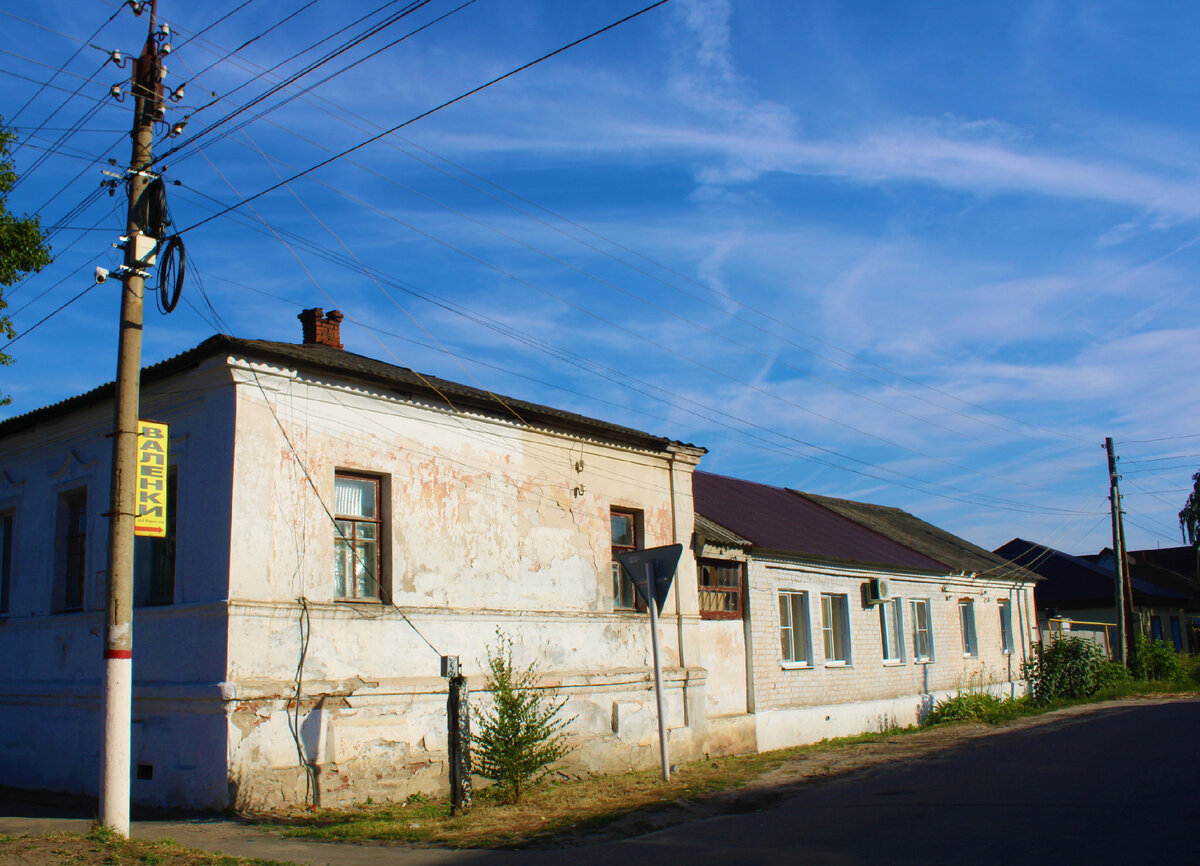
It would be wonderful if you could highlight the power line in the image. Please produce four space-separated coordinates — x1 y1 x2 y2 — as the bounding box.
172 0 675 234
5 5 121 126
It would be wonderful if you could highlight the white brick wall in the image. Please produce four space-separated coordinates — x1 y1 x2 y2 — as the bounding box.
745 556 1034 718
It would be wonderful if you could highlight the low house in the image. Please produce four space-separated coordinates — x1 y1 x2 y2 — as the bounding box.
0 309 722 810
0 307 1041 811
1084 547 1200 650
994 539 1193 654
692 472 1038 750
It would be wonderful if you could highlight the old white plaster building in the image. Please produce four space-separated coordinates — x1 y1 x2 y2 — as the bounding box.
0 309 1037 811
0 309 716 810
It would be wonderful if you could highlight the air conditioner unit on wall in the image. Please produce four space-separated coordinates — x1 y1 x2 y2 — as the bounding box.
866 578 890 604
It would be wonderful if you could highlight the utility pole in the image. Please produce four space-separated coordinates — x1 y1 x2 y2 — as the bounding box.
101 1 162 836
1106 437 1132 667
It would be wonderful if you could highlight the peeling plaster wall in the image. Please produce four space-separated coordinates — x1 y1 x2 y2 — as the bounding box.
223 360 717 807
0 360 235 809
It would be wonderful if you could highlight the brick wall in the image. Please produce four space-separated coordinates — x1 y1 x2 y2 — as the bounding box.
745 556 1032 713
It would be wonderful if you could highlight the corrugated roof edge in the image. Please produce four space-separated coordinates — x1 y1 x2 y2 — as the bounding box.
0 335 707 454
695 513 752 550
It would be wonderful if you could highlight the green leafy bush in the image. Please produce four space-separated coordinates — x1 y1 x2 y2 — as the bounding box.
1130 633 1185 682
1021 636 1108 705
1092 660 1132 691
925 691 1024 725
473 630 573 804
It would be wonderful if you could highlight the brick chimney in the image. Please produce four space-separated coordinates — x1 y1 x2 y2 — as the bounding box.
298 307 344 349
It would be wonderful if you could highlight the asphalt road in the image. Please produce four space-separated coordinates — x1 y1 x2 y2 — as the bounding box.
3 697 1197 865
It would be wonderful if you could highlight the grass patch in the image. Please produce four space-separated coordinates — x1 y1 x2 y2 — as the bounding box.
0 824 286 865
264 728 932 848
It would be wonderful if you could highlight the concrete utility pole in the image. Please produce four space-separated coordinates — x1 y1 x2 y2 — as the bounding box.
1106 437 1131 666
101 1 162 836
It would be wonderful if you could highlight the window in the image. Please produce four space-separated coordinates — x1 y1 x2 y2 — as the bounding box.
334 473 381 599
959 599 978 657
1150 616 1163 642
778 590 811 665
998 600 1013 654
911 599 934 662
134 468 176 607
880 598 903 663
698 559 744 619
611 508 641 610
57 489 87 612
821 593 851 665
0 512 11 615
1170 616 1183 650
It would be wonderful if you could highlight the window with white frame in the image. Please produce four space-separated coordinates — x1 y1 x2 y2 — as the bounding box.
779 590 811 665
998 599 1013 654
879 597 903 663
334 472 382 600
959 599 978 657
821 592 851 664
911 599 934 662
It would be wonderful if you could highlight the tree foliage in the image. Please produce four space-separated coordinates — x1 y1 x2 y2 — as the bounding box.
1180 470 1200 550
0 118 55 405
473 629 573 804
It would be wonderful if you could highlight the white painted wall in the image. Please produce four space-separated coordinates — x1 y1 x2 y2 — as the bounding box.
0 358 237 808
221 356 713 807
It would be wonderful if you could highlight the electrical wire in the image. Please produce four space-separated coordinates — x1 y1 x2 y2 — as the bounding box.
1 281 102 351
169 0 481 165
5 5 122 126
171 0 675 233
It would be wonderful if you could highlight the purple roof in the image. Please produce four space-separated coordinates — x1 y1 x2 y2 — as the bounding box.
693 471 948 572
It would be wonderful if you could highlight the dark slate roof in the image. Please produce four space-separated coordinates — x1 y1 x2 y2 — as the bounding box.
693 471 948 573
995 539 1189 610
1131 546 1198 582
0 335 702 454
794 490 1037 581
1081 548 1200 604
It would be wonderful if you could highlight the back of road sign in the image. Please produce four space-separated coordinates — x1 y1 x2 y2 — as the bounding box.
617 544 682 615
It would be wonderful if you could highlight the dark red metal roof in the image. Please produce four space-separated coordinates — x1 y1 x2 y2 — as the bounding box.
692 471 948 572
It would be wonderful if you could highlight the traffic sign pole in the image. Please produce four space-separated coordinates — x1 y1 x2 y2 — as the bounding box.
645 562 670 781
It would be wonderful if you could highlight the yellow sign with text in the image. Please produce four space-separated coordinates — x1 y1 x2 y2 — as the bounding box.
134 420 169 538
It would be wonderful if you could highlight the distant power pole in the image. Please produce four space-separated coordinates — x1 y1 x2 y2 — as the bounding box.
1105 437 1133 666
100 1 163 836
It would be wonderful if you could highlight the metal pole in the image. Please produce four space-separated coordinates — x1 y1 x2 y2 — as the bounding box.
1106 437 1127 666
101 5 160 836
646 564 669 782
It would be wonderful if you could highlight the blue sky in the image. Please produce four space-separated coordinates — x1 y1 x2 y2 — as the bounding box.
3 0 1199 556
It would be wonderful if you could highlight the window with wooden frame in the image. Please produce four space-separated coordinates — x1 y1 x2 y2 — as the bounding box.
135 467 177 607
610 507 642 610
57 489 87 612
334 472 381 600
698 559 744 619
0 511 12 615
